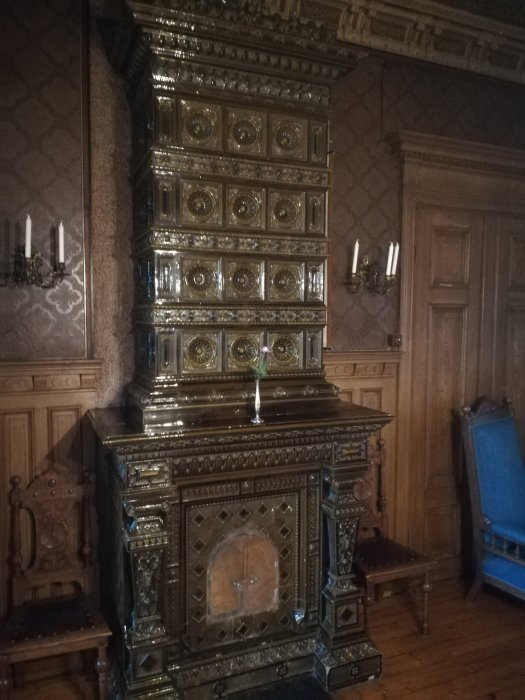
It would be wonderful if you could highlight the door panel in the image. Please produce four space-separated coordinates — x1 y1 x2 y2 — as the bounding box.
409 207 483 574
499 218 525 444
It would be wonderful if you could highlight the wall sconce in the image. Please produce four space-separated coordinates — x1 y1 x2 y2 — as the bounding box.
347 240 399 295
1 215 69 289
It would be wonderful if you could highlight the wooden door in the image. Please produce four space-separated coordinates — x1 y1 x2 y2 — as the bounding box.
394 133 525 578
407 207 484 576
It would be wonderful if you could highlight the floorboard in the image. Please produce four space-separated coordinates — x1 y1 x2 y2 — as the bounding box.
334 578 525 699
7 579 525 699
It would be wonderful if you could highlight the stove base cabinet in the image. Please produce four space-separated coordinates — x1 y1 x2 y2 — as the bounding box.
90 405 389 698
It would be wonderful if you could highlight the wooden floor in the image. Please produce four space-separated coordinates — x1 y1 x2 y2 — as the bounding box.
335 578 525 700
8 579 525 699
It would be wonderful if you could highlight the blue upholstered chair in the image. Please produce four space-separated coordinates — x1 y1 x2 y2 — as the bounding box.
461 397 525 601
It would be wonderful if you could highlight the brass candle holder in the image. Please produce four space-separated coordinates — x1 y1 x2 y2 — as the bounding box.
1 246 69 289
347 256 396 295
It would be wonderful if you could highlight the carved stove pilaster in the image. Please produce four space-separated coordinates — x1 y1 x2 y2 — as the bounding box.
315 441 382 689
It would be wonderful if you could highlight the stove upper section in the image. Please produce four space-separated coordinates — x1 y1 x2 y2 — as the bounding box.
111 0 360 431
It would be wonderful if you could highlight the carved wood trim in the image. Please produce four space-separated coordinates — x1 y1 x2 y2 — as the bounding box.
324 350 400 540
0 360 101 395
390 131 525 180
298 0 525 86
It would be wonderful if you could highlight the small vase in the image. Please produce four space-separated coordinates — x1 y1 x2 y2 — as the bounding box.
251 377 264 424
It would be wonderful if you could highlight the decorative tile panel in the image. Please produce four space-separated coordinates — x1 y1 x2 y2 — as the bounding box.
224 259 264 301
180 99 221 150
268 262 305 302
156 331 177 376
140 230 328 257
151 149 329 186
138 305 326 327
269 190 305 233
306 263 324 303
157 179 177 224
306 330 323 369
181 332 221 374
137 328 156 372
137 258 155 302
154 95 177 146
226 107 266 156
156 255 178 300
269 332 302 369
307 192 326 235
227 186 265 230
181 256 220 301
309 121 328 163
270 115 307 161
225 331 264 372
185 493 299 651
181 180 222 226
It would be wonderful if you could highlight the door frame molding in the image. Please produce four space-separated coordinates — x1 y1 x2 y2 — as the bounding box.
390 131 525 550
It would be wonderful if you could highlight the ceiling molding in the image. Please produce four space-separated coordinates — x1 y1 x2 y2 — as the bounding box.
298 0 525 85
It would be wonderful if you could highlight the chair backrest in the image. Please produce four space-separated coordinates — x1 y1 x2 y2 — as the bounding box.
9 468 93 606
356 437 388 539
462 397 525 530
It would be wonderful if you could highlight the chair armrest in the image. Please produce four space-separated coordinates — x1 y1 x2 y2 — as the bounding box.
483 521 525 567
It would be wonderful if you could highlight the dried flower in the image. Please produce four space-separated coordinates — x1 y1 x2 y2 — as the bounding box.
250 345 269 380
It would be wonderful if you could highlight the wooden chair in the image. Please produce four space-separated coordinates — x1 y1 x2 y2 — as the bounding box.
0 468 111 698
354 535 434 635
353 438 435 635
461 396 525 601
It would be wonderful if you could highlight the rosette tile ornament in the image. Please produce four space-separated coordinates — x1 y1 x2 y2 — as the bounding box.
347 239 399 295
250 345 269 424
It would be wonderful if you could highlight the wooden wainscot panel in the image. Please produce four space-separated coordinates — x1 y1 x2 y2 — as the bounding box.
509 230 525 289
324 351 400 540
0 360 102 618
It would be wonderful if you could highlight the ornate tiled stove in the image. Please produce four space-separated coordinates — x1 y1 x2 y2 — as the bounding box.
90 2 390 697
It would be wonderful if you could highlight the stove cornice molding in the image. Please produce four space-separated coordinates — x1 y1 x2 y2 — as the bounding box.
117 0 362 91
298 0 525 85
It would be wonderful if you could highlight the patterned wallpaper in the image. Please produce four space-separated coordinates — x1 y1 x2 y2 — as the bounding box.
3 0 525 386
0 0 86 360
329 56 525 351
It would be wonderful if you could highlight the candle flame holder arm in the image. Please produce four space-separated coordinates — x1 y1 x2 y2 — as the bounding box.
1 246 69 289
346 255 396 295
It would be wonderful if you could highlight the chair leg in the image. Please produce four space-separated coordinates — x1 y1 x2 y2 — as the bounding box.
0 657 9 698
95 640 110 700
420 569 431 635
364 580 375 608
466 572 482 602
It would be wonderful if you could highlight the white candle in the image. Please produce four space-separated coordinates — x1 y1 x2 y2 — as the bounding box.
386 241 394 276
58 221 65 264
351 239 359 274
25 214 32 258
392 242 400 276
